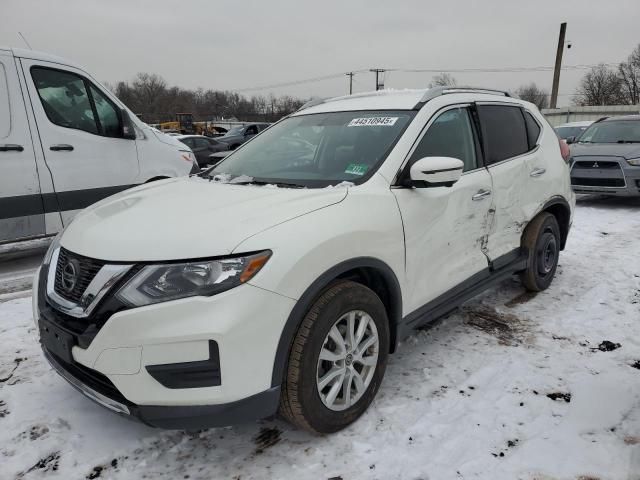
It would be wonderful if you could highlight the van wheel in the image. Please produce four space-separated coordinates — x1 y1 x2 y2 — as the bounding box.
279 280 389 434
520 212 561 292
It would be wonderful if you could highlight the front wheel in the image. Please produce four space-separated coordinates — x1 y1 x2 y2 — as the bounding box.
279 280 389 433
520 212 561 292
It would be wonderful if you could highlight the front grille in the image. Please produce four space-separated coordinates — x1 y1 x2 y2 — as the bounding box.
571 177 625 187
54 248 106 303
573 160 621 169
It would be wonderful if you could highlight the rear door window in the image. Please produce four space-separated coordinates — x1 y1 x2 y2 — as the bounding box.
477 105 529 164
523 111 541 149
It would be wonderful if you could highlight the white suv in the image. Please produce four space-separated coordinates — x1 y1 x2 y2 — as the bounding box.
33 87 575 433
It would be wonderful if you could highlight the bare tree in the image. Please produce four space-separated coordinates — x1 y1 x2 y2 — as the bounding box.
515 83 549 109
574 65 624 106
429 72 457 88
618 43 640 105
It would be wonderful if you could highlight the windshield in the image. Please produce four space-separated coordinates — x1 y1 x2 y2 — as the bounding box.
579 120 640 143
207 110 415 187
555 126 588 140
226 126 245 136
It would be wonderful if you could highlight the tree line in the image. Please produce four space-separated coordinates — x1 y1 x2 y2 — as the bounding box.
106 74 305 124
108 42 640 123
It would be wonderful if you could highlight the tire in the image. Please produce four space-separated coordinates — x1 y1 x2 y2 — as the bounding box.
279 280 390 434
520 212 561 292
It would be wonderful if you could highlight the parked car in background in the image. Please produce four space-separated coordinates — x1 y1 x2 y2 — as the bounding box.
0 47 197 244
555 121 593 143
215 123 271 149
176 135 229 167
569 115 640 196
34 86 574 434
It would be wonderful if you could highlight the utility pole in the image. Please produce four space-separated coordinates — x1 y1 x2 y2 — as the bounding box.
550 22 567 109
346 72 354 95
370 69 386 91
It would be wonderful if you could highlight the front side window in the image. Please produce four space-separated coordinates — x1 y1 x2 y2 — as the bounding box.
31 67 122 138
477 105 529 164
209 110 415 187
32 67 98 134
90 85 121 137
579 120 640 144
409 107 478 172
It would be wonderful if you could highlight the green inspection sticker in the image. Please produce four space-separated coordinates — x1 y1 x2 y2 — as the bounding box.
345 163 369 176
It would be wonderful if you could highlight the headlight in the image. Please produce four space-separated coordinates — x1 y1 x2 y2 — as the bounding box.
627 157 640 166
115 250 271 307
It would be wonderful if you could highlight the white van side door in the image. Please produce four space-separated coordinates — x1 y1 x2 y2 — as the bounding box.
0 50 45 243
19 59 139 225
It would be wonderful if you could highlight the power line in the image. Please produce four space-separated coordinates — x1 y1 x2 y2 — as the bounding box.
231 62 621 93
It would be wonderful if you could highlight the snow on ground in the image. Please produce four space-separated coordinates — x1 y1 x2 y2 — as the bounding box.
1 195 639 480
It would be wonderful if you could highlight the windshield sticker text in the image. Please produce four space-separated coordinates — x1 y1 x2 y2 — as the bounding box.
347 117 398 127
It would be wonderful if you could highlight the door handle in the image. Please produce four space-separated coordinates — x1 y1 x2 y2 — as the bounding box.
472 189 492 201
0 144 24 152
50 144 74 151
530 167 546 177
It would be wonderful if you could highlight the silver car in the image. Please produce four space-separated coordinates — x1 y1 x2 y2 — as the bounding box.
569 115 640 196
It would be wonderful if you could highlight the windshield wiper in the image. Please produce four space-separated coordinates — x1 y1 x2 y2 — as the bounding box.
231 180 306 189
617 140 640 143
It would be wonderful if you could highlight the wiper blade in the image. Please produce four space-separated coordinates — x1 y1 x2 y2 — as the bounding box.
232 180 306 189
617 140 640 143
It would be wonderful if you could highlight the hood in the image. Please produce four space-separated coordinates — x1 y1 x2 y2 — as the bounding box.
570 142 640 160
60 177 348 262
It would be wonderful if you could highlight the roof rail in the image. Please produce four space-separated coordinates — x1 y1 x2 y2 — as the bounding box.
414 86 511 109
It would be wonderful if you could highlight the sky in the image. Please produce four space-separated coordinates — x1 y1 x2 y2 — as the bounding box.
1 0 639 107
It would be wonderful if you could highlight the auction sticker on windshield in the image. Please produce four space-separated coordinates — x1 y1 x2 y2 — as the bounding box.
348 117 398 127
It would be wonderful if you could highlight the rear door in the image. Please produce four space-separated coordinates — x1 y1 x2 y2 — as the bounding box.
476 103 541 262
20 59 139 225
0 51 44 242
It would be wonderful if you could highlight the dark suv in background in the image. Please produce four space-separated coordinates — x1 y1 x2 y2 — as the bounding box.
215 123 270 150
569 115 640 196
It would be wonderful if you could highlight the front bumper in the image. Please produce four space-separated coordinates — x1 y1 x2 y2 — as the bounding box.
570 157 640 196
34 263 296 429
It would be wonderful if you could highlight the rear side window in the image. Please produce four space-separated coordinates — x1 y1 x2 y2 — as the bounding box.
31 67 121 138
477 105 529 164
524 111 541 149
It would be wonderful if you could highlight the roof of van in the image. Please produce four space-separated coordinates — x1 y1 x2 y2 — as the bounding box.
293 87 522 115
0 46 86 71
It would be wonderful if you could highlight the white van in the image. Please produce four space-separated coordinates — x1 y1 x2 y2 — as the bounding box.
0 47 197 244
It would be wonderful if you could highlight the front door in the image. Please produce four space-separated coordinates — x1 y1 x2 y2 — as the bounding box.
392 106 493 313
0 51 44 242
20 59 139 225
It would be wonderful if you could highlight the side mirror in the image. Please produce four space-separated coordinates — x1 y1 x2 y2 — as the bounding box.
120 109 137 140
409 157 464 187
565 136 576 145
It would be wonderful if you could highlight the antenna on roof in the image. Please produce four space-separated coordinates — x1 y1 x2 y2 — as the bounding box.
18 32 32 50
